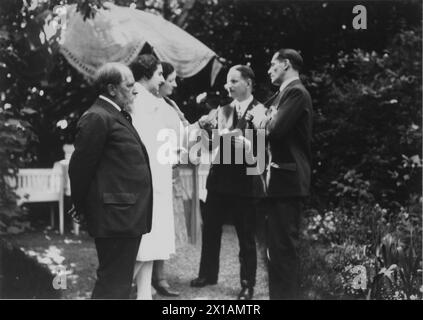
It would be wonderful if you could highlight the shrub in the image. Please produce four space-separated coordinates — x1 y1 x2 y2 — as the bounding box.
301 197 422 300
0 111 33 234
308 28 422 208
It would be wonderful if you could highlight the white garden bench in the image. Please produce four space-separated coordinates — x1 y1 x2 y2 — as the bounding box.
13 166 65 235
9 145 78 236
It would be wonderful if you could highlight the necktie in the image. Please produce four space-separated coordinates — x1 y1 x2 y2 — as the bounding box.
237 106 243 119
232 105 239 128
234 102 242 119
120 109 132 124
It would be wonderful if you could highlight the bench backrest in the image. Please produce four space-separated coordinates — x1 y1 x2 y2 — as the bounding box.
13 168 64 204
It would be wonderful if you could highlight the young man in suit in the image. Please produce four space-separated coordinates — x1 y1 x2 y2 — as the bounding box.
191 65 266 300
248 49 313 299
68 62 153 299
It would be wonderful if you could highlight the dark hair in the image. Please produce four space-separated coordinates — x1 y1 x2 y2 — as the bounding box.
275 49 303 72
231 64 255 86
161 61 175 80
94 62 131 95
130 54 161 81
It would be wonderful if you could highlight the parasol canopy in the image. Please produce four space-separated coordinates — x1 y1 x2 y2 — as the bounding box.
55 2 222 85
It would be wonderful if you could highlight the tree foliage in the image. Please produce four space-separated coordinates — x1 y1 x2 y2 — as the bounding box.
307 29 422 207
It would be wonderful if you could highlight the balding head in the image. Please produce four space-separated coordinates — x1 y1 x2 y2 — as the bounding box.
94 62 137 112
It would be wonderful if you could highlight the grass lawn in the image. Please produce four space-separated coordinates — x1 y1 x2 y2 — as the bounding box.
3 224 269 300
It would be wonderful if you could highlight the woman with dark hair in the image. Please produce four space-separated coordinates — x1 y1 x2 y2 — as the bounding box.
130 54 183 300
159 62 190 126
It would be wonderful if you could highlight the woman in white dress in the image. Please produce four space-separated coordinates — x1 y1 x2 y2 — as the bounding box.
130 55 184 300
151 62 192 297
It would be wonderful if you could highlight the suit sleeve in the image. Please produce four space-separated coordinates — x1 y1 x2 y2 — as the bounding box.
265 88 307 140
68 112 108 214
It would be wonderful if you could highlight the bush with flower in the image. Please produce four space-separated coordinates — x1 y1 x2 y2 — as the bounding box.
301 198 422 300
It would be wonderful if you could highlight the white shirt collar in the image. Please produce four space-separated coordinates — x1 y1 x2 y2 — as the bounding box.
279 76 300 93
233 94 254 116
99 95 121 112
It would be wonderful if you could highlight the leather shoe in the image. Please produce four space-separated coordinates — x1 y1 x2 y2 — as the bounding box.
190 277 217 287
238 287 254 300
152 281 180 297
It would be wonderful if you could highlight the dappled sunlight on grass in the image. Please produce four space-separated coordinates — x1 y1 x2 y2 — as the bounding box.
5 225 269 300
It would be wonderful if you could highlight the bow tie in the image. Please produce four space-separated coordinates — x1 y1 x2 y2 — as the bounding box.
120 109 132 124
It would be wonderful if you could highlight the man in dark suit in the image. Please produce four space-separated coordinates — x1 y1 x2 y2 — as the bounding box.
249 49 313 300
191 65 266 300
69 62 153 299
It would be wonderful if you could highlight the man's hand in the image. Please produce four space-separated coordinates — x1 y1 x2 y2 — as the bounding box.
232 135 252 152
245 111 254 122
232 136 244 149
67 205 83 224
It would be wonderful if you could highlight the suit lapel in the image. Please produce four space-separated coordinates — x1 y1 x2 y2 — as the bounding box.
277 79 302 108
267 79 302 111
96 98 146 151
93 98 152 176
263 91 280 108
218 104 236 130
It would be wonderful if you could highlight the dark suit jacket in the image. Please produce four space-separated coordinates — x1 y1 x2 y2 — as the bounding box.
260 79 313 198
69 98 153 238
205 98 266 198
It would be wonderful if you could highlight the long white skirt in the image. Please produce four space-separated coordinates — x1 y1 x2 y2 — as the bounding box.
136 162 175 261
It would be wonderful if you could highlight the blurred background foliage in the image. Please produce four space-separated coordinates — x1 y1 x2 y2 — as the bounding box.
0 0 421 299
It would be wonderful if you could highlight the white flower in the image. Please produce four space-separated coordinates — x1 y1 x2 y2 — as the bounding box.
57 119 68 129
411 123 419 130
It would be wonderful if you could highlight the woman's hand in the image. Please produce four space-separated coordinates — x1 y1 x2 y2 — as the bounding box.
198 114 217 130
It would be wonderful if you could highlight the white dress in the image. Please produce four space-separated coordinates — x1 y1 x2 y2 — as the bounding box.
132 83 182 261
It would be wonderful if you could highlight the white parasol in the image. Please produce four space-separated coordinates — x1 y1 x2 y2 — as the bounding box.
54 2 222 85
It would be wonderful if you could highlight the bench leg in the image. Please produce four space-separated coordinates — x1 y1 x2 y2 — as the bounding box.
50 205 55 228
59 199 64 235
